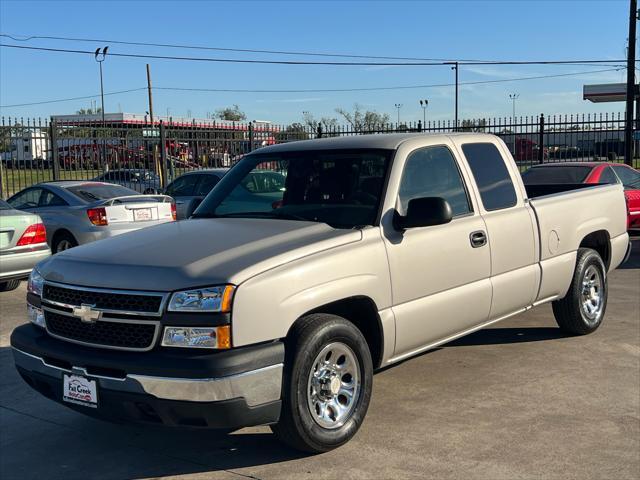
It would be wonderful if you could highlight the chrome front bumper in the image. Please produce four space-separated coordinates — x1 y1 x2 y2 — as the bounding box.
12 347 283 407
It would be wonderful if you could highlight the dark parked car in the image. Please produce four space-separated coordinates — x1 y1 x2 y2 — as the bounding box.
164 169 228 219
94 169 161 194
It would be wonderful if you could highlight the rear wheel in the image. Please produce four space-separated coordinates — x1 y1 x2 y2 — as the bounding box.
0 279 21 292
53 232 78 254
552 248 607 335
271 314 373 453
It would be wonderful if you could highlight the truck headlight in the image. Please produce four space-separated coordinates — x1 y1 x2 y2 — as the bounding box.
161 326 231 349
168 285 235 313
27 268 44 297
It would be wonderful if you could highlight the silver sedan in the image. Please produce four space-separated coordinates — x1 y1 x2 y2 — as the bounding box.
0 199 50 291
7 181 175 253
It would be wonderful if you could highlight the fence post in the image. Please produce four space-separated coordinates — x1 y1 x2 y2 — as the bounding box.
248 122 254 152
317 124 323 139
538 113 545 164
159 121 167 188
49 119 60 181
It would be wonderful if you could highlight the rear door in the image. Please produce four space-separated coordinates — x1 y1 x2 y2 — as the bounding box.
458 141 538 320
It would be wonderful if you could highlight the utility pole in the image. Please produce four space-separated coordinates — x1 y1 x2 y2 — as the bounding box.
509 93 519 120
394 103 402 125
624 0 637 166
146 64 154 126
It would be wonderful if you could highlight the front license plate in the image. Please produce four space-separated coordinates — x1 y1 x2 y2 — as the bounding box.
63 374 98 408
133 208 152 221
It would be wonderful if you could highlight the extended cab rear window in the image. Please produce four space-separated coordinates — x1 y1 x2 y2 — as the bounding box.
67 184 139 203
461 143 518 211
521 166 592 184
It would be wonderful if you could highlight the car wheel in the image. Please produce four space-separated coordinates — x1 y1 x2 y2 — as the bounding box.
552 248 607 335
271 313 373 453
0 279 21 292
53 233 78 254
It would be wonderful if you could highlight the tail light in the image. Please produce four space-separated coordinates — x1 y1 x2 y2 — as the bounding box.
87 207 108 226
16 223 47 246
171 202 177 221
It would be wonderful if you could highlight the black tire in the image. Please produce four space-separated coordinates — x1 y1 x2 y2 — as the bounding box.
271 314 373 453
0 279 21 292
52 232 78 254
552 248 607 335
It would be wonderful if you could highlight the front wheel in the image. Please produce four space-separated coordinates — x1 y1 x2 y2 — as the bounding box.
271 314 373 453
552 248 607 335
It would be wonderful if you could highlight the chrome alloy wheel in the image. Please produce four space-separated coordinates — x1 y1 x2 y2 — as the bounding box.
307 342 361 429
581 264 603 324
56 239 74 252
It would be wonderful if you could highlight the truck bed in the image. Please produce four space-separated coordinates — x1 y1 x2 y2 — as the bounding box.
524 182 598 199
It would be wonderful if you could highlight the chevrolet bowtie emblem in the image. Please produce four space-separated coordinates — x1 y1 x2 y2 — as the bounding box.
72 304 102 324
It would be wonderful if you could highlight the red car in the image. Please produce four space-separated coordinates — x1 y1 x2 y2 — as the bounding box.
522 162 640 230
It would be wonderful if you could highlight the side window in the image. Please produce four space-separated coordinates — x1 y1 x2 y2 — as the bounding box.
462 143 518 211
398 146 472 217
598 166 618 184
40 190 68 207
8 188 42 209
194 175 220 196
165 175 199 197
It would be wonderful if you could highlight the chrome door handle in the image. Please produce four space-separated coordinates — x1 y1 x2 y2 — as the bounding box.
470 230 487 248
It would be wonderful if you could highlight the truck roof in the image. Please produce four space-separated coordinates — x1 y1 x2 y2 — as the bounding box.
256 132 495 153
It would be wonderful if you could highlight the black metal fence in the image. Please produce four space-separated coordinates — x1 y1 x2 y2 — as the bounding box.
0 112 635 199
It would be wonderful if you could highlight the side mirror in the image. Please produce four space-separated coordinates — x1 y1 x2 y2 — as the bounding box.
393 197 453 230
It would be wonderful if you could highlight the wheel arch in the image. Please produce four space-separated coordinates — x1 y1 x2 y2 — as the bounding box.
288 296 385 369
579 230 610 270
51 228 77 249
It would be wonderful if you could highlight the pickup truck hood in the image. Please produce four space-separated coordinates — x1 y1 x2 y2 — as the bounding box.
39 218 362 291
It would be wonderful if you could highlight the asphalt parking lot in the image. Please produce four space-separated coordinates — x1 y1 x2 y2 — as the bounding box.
0 238 638 480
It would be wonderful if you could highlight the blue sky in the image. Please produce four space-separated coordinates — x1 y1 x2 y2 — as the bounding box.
0 0 633 124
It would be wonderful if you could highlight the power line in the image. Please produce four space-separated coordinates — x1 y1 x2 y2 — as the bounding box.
0 43 631 67
155 68 623 93
0 88 146 108
0 68 622 109
0 33 505 62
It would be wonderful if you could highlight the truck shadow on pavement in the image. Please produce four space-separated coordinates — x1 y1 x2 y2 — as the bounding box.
0 347 305 480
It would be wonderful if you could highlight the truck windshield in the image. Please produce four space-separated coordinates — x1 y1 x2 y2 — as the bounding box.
194 149 393 229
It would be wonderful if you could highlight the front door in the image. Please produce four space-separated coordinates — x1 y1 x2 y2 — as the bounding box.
382 144 492 358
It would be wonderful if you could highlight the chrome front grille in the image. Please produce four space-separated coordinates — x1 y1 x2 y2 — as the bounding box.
41 282 167 351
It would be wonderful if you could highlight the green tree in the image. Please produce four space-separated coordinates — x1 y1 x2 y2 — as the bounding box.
335 104 390 133
76 107 102 115
215 104 247 122
460 119 487 132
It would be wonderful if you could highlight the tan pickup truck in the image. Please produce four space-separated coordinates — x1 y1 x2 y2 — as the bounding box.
12 133 630 453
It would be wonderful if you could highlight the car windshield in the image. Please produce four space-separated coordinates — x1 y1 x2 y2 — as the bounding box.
521 166 593 184
194 149 393 229
0 199 11 210
67 184 140 203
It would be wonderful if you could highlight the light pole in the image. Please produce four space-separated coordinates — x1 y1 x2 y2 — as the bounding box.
509 93 519 120
419 99 428 129
394 103 402 125
94 46 108 169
